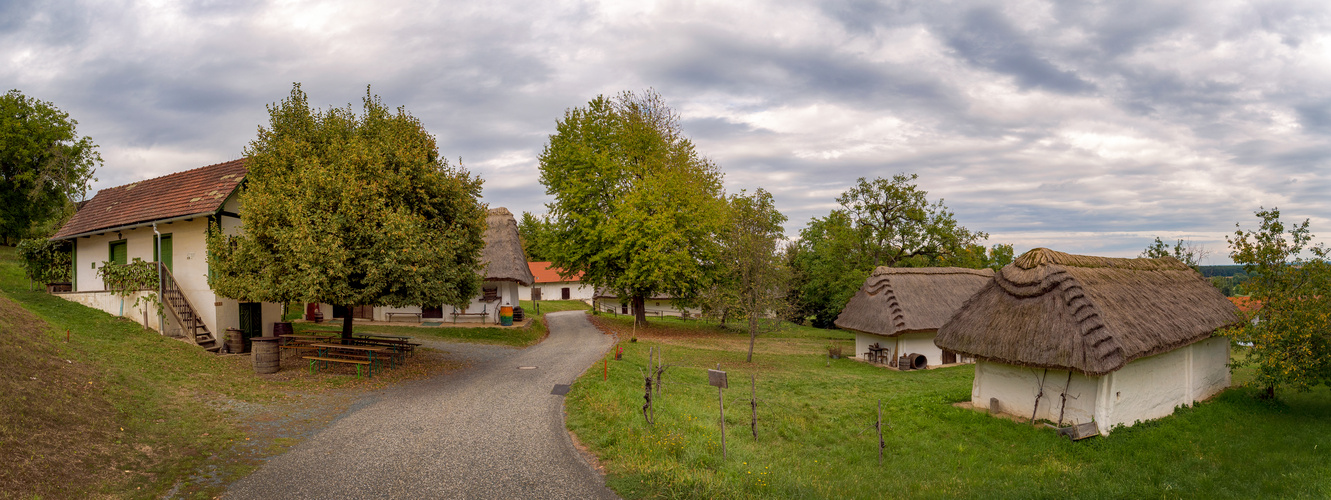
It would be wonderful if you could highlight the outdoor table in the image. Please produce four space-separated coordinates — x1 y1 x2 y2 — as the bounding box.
867 344 886 364
312 343 393 371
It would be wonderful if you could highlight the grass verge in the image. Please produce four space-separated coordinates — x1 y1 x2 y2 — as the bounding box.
0 246 486 498
567 314 1331 499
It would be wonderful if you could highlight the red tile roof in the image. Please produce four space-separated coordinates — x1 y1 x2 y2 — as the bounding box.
52 159 247 239
1228 296 1262 313
528 262 583 283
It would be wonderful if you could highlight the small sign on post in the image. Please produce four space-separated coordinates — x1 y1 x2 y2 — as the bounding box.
710 365 728 459
707 369 728 389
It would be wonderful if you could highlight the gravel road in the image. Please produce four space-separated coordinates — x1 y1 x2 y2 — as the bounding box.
225 311 619 499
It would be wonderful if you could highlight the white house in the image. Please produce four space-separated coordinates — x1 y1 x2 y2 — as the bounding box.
314 207 535 324
593 288 701 318
519 262 595 302
935 248 1240 436
834 267 994 368
50 159 283 352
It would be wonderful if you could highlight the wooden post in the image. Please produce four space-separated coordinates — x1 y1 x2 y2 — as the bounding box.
603 358 607 381
719 379 726 459
877 399 884 465
750 373 758 441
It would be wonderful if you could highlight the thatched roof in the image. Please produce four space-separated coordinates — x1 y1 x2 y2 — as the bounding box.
481 208 535 285
834 267 994 336
935 248 1240 376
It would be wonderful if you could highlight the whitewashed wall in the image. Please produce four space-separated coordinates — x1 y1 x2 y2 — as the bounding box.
519 282 595 301
972 337 1231 435
854 330 964 367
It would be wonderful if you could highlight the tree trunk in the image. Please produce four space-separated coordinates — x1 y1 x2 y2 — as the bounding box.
632 295 647 327
746 314 757 362
341 306 355 344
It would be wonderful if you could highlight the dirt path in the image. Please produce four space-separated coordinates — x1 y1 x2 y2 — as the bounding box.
224 311 618 499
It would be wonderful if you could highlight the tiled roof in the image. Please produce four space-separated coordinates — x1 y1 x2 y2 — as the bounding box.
528 262 583 283
52 159 247 239
1228 296 1261 313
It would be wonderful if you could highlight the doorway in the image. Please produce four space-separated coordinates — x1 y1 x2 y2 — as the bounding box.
561 287 570 300
239 302 262 339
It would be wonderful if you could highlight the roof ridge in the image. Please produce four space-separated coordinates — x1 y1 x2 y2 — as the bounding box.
106 158 247 191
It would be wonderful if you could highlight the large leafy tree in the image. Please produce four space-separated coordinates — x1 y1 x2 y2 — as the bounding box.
1 89 100 244
208 84 487 341
1224 208 1331 397
787 174 991 327
539 90 724 326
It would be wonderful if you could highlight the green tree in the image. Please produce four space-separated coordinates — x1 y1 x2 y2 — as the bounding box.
1140 237 1208 270
836 174 986 268
1 89 100 244
787 175 990 327
207 84 487 342
1224 208 1331 397
715 188 789 362
517 211 555 262
539 90 724 326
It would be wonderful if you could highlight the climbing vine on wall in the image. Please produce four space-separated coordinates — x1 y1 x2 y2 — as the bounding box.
98 258 162 317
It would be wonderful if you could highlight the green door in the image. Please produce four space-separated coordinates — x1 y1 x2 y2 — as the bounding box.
109 240 127 266
154 234 173 273
239 302 263 339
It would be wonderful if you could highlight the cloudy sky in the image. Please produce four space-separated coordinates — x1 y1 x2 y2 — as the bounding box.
5 0 1330 263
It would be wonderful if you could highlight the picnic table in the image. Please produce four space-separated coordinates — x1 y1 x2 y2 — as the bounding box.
306 343 392 378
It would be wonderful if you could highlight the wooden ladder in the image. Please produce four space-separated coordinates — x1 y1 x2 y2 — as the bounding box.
159 263 220 353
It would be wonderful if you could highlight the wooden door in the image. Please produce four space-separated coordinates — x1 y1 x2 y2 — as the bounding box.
561 287 570 300
239 302 262 339
942 350 957 364
422 306 443 319
354 305 374 320
532 288 542 301
155 234 173 273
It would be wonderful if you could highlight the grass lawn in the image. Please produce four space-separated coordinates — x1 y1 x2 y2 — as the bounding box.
0 246 516 498
567 314 1331 499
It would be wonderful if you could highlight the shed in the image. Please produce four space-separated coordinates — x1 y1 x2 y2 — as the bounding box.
834 267 994 367
935 248 1240 435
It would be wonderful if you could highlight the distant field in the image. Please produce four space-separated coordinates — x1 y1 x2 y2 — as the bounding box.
567 314 1331 499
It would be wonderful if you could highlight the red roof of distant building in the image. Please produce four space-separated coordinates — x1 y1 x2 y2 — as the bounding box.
1228 296 1262 313
528 262 582 283
52 159 247 239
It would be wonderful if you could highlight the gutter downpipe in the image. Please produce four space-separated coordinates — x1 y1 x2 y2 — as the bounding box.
153 223 164 335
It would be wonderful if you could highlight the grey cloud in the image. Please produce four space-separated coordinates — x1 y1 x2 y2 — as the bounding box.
945 6 1094 94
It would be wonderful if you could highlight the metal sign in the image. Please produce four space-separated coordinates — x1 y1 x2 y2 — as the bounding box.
708 369 728 389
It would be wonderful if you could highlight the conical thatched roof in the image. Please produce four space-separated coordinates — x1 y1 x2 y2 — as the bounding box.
935 248 1240 376
834 267 994 336
481 208 535 285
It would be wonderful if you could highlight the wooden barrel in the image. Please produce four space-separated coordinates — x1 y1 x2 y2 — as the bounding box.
512 306 525 322
251 337 280 374
226 328 247 354
273 322 293 337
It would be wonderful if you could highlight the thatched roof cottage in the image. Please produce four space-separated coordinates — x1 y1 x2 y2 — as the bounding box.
834 267 994 368
935 248 1239 436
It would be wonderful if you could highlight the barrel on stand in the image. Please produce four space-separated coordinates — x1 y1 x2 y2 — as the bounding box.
226 328 247 354
512 306 525 322
272 322 293 339
499 305 514 326
251 336 281 374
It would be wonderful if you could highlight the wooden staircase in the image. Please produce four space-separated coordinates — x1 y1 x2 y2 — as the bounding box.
159 263 220 353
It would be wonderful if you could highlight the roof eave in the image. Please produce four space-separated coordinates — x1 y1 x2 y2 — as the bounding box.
50 211 220 241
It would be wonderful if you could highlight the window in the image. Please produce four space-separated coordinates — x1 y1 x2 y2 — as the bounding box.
482 286 499 302
108 240 127 266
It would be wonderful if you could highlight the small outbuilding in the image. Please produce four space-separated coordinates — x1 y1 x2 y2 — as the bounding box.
834 267 994 367
935 248 1240 436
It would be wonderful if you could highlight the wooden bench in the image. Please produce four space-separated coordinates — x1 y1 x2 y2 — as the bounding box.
451 311 489 323
385 312 422 322
303 356 374 378
280 344 320 360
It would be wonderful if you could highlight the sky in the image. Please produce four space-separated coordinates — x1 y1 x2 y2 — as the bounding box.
4 0 1330 264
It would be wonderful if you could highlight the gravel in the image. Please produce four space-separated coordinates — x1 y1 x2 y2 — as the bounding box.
224 311 618 499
